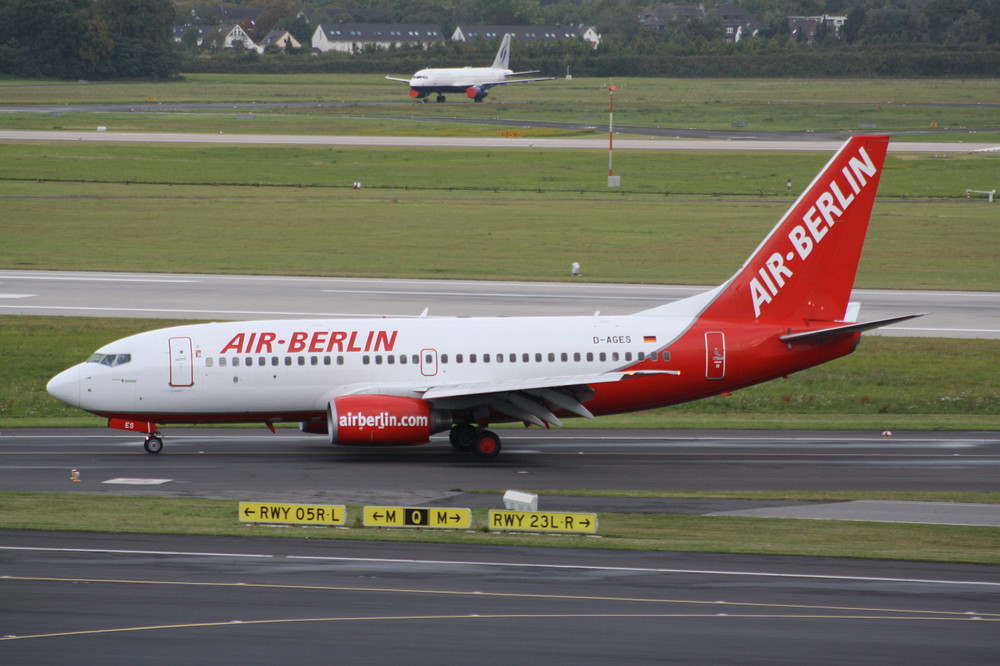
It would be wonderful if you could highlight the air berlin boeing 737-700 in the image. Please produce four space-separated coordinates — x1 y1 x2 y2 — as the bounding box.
47 136 922 459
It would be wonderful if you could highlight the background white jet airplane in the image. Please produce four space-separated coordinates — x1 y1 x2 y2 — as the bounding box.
386 33 553 102
47 136 923 460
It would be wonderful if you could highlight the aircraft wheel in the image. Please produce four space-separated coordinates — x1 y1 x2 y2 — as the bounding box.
144 435 163 455
436 95 445 103
449 423 476 451
472 430 501 459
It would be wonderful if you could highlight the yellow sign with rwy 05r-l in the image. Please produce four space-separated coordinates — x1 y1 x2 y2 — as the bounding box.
363 506 471 529
239 502 345 526
489 510 598 534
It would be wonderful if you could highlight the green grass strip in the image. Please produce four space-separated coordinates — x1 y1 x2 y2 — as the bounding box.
1 492 997 564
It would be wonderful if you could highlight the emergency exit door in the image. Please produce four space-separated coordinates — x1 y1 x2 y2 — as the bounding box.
169 337 194 387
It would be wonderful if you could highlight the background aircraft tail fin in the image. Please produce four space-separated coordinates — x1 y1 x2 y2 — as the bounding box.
491 33 512 70
700 135 890 323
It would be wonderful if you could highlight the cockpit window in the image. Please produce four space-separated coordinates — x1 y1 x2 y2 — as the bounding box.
86 353 132 367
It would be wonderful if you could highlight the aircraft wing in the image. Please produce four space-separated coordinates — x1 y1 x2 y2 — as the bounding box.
385 76 411 83
779 313 927 345
343 370 678 428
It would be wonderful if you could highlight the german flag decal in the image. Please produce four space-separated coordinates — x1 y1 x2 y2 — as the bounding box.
643 335 657 343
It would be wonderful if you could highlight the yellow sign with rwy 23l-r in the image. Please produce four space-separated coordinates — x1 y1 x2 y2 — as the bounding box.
239 502 345 526
488 510 598 534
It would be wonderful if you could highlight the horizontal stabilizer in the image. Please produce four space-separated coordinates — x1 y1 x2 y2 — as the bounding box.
779 313 928 345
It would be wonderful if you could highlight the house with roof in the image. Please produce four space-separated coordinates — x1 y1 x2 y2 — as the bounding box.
451 25 601 48
639 4 762 42
200 23 262 53
311 23 444 54
788 15 847 43
259 30 302 51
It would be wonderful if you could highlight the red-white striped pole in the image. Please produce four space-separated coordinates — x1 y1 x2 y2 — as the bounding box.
608 86 615 176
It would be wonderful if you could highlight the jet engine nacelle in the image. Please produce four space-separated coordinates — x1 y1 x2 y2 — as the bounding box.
326 395 449 446
466 86 487 100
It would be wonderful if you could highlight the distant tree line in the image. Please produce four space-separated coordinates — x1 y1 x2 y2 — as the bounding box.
2 0 998 80
0 0 179 79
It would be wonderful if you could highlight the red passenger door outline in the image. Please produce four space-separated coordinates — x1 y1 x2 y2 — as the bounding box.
169 337 194 387
705 332 726 381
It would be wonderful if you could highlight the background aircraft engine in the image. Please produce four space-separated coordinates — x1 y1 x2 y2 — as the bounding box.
466 86 487 100
409 88 422 98
326 395 449 446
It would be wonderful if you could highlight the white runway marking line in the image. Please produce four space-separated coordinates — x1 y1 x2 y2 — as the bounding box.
0 294 34 298
2 545 996 588
102 478 173 485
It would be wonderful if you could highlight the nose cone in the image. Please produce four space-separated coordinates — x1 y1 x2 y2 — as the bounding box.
47 365 82 408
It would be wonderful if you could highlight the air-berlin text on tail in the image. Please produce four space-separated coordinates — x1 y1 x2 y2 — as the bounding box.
219 329 398 355
749 145 878 318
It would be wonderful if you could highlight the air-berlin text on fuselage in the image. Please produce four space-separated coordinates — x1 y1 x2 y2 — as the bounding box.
749 146 878 318
219 329 398 355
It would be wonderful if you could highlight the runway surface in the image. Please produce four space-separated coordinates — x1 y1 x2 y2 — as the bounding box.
2 270 996 339
0 128 992 153
3 428 998 502
2 531 998 665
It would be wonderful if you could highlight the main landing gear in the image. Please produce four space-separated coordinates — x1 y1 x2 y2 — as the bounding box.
435 94 446 103
449 423 501 459
143 433 164 454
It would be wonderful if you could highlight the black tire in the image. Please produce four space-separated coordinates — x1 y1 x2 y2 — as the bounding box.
449 423 477 451
144 435 163 455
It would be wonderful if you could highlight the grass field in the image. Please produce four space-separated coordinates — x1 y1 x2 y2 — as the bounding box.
1 144 997 289
2 75 999 140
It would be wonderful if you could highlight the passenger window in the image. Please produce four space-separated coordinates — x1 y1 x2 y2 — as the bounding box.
470 354 477 363
298 356 305 366
497 354 503 363
586 352 594 362
534 353 542 362
637 352 645 361
599 352 606 361
324 356 331 366
388 355 395 365
272 357 279 366
425 354 432 364
456 354 463 363
399 354 406 365
220 357 227 367
522 353 529 363
375 355 382 365
363 356 370 365
285 357 292 366
651 352 658 362
548 353 555 362
510 353 517 363
483 353 490 363
441 354 448 363
206 357 214 368
311 356 318 365
259 357 266 366
573 352 581 362
662 351 671 362
233 357 240 367
337 356 345 365
625 352 632 361
561 352 568 362
612 352 619 362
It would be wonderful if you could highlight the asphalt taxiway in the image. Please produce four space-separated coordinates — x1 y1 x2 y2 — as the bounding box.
2 531 998 665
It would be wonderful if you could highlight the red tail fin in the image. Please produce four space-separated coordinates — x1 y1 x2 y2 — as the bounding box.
702 135 889 323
